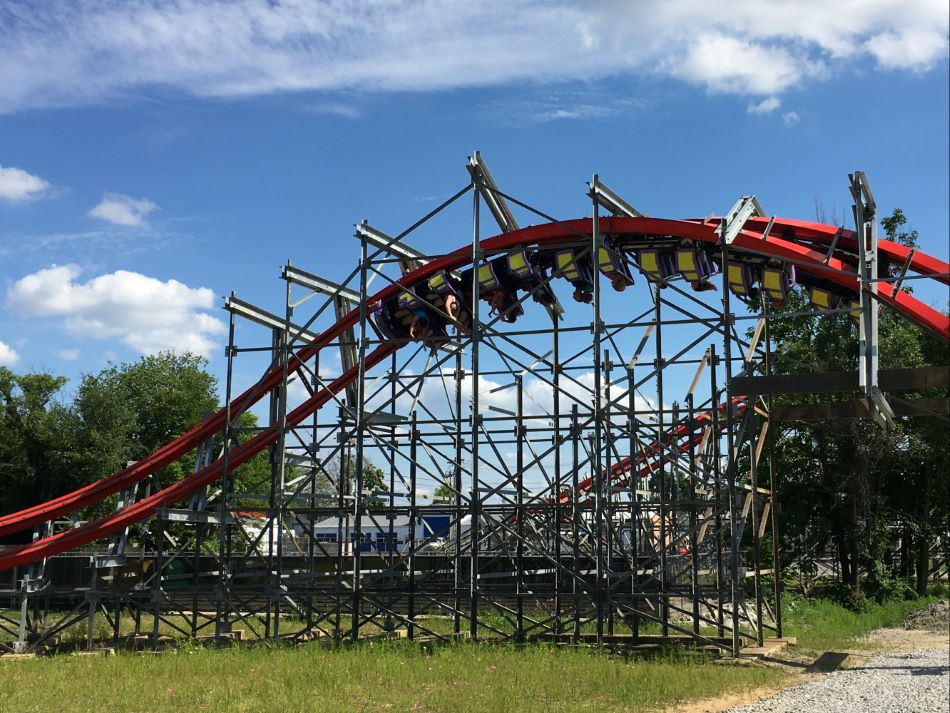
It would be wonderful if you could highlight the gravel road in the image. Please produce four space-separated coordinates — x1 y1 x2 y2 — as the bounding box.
726 647 949 713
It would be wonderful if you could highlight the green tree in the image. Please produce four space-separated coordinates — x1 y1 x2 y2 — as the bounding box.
763 208 948 605
433 482 454 503
75 352 219 484
0 367 70 517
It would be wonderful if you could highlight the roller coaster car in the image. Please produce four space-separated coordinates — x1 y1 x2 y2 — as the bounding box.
554 249 594 304
393 287 450 350
635 248 676 287
676 243 717 292
805 284 841 312
372 300 408 341
796 272 852 315
597 242 635 292
477 258 525 323
726 260 760 301
426 270 464 321
506 249 557 306
761 262 796 308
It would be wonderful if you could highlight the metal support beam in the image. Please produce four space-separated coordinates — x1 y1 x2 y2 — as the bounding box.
717 195 764 245
282 264 360 306
356 221 426 275
850 171 894 428
467 151 519 233
588 178 645 218
225 293 319 344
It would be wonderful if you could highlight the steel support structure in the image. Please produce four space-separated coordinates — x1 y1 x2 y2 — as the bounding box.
4 160 947 657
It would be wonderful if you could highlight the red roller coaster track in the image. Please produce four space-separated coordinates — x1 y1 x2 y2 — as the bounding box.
0 216 946 571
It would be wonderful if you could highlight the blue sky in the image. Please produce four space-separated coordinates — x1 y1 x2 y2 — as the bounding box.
1 0 948 403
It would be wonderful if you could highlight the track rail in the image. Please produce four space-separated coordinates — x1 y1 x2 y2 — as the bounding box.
1 216 946 571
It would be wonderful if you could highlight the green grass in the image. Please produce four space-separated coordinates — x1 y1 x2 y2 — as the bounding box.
780 592 944 651
0 641 786 713
4 592 945 712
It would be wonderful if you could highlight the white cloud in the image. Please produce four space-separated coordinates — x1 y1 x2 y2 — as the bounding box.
6 265 225 357
782 111 801 125
0 165 49 202
0 228 177 259
485 90 648 126
0 340 19 366
305 103 362 119
663 33 807 95
57 348 80 361
88 193 157 227
0 1 945 113
748 96 781 114
866 28 949 69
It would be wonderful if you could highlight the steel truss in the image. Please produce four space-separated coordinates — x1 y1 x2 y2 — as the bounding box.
3 156 947 658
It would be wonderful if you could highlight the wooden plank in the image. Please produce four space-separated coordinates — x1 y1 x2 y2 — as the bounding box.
733 366 949 396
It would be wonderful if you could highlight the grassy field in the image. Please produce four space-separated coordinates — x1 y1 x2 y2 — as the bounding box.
1 593 942 713
0 642 784 713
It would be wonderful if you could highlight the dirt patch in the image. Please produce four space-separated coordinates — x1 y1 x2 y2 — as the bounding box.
663 679 819 713
863 626 949 652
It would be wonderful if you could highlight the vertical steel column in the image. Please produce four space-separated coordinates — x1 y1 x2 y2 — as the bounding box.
851 172 879 401
552 317 562 634
515 374 525 643
604 350 614 636
720 222 742 656
590 174 605 645
687 393 701 636
151 514 164 649
215 311 236 644
387 353 398 620
15 570 29 654
271 275 294 640
570 403 581 641
654 293 669 637
408 411 418 640
350 232 371 640
763 300 783 638
306 351 320 631
709 343 725 637
334 412 347 638
453 351 464 635
87 562 98 651
264 328 279 639
468 178 482 640
749 425 764 646
627 367 640 641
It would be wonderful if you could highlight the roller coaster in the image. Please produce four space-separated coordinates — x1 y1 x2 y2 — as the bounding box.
1 155 947 657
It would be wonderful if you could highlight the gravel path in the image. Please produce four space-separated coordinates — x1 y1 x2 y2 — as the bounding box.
726 647 950 713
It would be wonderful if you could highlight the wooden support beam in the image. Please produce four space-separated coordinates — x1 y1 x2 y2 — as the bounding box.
732 366 949 396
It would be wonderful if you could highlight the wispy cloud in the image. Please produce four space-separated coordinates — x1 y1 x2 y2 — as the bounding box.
485 90 650 127
305 102 362 119
782 112 801 125
747 96 781 115
88 193 158 227
0 227 180 260
0 1 945 113
0 165 49 202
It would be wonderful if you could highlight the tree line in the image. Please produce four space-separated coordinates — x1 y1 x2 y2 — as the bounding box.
760 208 948 605
0 351 387 543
